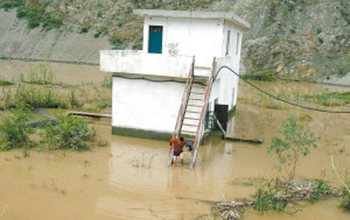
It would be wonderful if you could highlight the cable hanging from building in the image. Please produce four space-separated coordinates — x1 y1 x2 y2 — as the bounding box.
216 66 350 114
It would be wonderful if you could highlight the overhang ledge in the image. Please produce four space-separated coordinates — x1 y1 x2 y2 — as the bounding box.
133 9 250 30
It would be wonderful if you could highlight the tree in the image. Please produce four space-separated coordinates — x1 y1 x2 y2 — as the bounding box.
268 115 317 180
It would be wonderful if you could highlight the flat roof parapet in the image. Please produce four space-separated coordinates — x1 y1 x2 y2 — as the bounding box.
133 9 250 30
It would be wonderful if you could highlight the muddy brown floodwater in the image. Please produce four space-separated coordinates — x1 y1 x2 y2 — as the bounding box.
0 61 350 219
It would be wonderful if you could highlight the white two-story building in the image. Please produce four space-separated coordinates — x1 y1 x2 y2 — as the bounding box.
100 9 250 142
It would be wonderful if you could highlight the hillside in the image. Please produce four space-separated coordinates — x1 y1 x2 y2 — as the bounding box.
0 0 349 82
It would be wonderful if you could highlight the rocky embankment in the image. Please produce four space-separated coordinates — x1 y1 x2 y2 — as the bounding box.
0 9 110 64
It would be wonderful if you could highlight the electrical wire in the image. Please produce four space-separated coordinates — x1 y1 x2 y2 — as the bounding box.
216 65 350 114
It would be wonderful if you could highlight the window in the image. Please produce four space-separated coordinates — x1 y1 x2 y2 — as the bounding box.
225 30 231 56
236 32 240 55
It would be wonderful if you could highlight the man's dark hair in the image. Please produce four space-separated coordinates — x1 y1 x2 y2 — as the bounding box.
179 137 184 141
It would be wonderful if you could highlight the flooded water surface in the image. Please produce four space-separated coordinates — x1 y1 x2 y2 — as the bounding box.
0 61 349 219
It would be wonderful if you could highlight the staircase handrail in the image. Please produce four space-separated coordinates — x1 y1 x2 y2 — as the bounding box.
172 56 195 138
190 57 217 168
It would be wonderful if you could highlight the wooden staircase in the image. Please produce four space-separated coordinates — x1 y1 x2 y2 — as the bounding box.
180 82 206 137
172 57 217 168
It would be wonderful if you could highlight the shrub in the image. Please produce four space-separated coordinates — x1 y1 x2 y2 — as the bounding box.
102 75 112 89
254 180 289 212
304 92 350 106
0 0 23 11
334 56 350 76
309 180 333 203
42 13 63 30
15 84 67 109
341 192 350 212
268 115 317 180
69 90 82 109
109 34 128 49
241 70 276 81
0 110 33 150
26 64 54 85
0 80 14 86
0 87 14 109
41 115 95 151
0 0 63 30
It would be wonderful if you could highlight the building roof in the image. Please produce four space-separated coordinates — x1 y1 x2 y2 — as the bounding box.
133 9 250 30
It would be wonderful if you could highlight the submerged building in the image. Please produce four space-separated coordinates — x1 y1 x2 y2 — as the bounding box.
100 9 250 166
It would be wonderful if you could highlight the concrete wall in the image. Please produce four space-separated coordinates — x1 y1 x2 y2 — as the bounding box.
100 50 193 78
210 56 240 110
222 21 244 68
112 77 185 138
143 16 223 67
142 16 244 67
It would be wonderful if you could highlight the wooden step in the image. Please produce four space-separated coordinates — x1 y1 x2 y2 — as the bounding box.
189 97 204 101
181 130 197 136
184 116 200 120
182 121 198 126
190 91 205 95
186 110 201 114
187 104 202 107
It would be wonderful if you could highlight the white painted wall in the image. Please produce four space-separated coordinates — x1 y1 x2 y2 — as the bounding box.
222 21 244 68
210 56 240 110
143 16 224 67
100 50 193 78
112 77 185 133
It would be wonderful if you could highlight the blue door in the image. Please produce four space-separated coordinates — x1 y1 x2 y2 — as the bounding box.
148 26 163 54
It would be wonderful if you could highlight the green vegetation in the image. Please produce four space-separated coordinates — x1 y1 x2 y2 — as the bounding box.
339 0 350 25
0 80 14 86
316 27 322 35
0 0 63 30
25 64 55 85
334 56 350 76
102 75 112 89
304 92 350 106
0 109 94 152
16 85 67 109
69 90 81 109
341 193 350 212
0 0 22 10
241 70 276 81
331 156 350 212
0 110 33 150
254 180 288 212
309 180 333 203
268 115 317 180
252 179 338 213
0 84 67 110
41 115 95 151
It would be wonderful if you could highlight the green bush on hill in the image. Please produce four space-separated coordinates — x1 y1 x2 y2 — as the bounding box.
241 70 277 81
0 0 63 30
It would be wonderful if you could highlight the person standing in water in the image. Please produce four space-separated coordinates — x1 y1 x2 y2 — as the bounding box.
168 137 186 166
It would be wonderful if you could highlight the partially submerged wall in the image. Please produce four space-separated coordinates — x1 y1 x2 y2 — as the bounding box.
112 77 185 140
